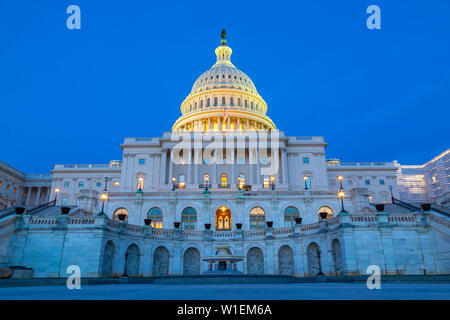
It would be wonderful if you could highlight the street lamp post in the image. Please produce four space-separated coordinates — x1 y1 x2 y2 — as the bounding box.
316 249 324 276
338 190 346 213
389 185 394 204
54 188 60 205
172 177 176 191
338 175 343 189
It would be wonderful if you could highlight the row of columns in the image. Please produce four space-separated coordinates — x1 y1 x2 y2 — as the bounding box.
164 147 288 187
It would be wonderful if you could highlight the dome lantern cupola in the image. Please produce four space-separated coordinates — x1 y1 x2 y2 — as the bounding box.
172 30 276 133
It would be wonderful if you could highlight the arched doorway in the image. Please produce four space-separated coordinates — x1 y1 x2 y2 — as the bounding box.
247 247 264 274
332 239 344 276
183 248 201 275
102 241 115 277
278 245 294 275
152 246 170 276
307 242 321 276
215 206 231 230
125 244 140 277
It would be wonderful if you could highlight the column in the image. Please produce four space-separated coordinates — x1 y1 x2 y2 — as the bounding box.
160 149 167 186
218 117 222 132
194 149 199 185
256 148 261 185
231 148 236 185
187 148 192 184
25 187 31 206
249 149 254 184
168 149 173 183
35 187 41 206
281 148 287 184
237 118 240 132
246 119 249 131
208 118 211 132
213 149 217 186
227 117 231 131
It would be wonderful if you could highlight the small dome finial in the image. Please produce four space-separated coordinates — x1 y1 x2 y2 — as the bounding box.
220 29 227 46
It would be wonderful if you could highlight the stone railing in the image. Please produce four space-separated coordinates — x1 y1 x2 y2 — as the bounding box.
350 215 378 223
427 213 450 229
108 190 338 199
387 215 417 223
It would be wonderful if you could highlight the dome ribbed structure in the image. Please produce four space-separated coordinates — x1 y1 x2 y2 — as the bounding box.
172 30 276 132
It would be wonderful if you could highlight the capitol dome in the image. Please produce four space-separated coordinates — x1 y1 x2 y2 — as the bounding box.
172 30 276 132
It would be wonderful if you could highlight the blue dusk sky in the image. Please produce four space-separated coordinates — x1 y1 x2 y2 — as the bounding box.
0 0 449 173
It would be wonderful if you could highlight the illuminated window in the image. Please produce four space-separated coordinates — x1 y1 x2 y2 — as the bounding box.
318 206 334 219
137 177 144 190
221 173 228 187
284 206 300 227
216 206 231 230
238 174 245 189
303 157 310 164
113 181 120 187
203 174 210 186
178 174 185 189
113 208 128 222
147 207 163 228
181 207 197 230
6 184 10 190
0 181 2 187
13 187 17 193
250 206 266 230
263 175 270 189
304 176 311 189
139 159 145 165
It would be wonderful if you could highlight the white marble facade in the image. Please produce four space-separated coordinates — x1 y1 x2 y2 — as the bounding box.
1 33 449 279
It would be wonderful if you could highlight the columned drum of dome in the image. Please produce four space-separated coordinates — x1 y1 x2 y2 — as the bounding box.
172 30 276 133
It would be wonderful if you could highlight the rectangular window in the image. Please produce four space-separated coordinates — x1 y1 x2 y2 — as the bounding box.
78 182 84 188
64 182 70 188
305 176 311 189
379 180 385 185
303 157 310 164
62 197 68 205
139 159 145 165
113 181 120 187
365 180 371 185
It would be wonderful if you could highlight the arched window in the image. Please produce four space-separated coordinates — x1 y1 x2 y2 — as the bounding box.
284 206 300 227
147 207 163 228
238 174 245 189
222 97 226 106
221 173 228 187
244 100 248 107
200 100 203 108
230 98 234 106
181 207 197 230
194 101 197 109
238 98 241 106
206 98 210 107
250 206 266 230
214 97 218 106
113 208 128 222
318 206 334 219
178 174 186 189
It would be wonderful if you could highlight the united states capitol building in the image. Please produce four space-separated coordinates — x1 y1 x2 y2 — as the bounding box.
1 32 449 279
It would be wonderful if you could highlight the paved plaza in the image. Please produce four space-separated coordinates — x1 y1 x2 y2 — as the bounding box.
0 283 448 300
